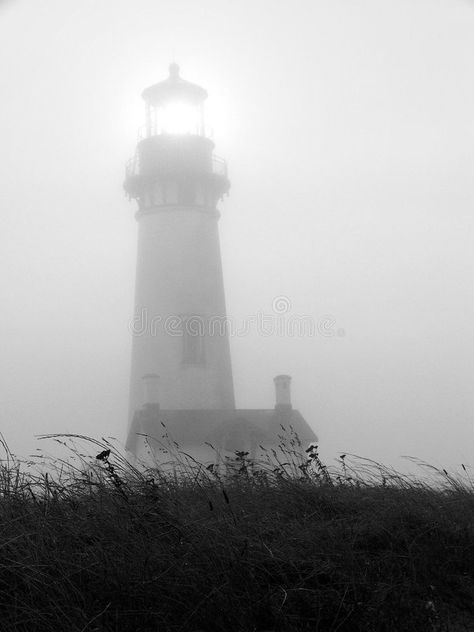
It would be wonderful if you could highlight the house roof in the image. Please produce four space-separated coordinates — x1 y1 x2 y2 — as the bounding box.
126 407 317 454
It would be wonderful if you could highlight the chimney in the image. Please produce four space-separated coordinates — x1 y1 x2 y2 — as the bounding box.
274 374 292 410
142 373 160 408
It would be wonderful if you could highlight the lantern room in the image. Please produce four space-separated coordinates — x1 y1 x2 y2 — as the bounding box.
124 64 230 206
141 62 207 137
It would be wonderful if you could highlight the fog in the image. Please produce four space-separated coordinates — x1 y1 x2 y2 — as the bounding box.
0 0 473 472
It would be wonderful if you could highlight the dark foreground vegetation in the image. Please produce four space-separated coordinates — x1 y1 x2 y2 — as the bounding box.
0 433 474 632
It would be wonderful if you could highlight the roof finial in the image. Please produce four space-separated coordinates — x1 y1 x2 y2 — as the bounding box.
169 62 180 78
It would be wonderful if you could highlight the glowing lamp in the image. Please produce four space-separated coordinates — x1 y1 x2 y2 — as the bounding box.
158 101 199 135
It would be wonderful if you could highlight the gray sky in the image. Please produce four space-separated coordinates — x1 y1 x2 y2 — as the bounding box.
0 0 473 472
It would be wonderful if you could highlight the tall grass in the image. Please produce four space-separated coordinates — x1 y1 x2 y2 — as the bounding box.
0 431 473 631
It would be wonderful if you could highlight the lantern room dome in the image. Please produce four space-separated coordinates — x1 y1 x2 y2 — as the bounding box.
141 63 208 107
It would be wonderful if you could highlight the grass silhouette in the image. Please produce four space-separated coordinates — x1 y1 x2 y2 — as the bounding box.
0 431 473 631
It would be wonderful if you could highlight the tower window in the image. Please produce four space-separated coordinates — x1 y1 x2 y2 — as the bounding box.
181 316 205 365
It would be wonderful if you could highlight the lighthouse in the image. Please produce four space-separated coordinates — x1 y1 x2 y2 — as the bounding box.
125 63 235 423
125 65 317 464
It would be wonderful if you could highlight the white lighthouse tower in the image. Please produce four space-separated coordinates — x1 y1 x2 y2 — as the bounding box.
125 65 317 464
125 63 235 425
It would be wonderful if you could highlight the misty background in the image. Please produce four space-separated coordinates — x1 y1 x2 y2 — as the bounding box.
0 0 473 471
